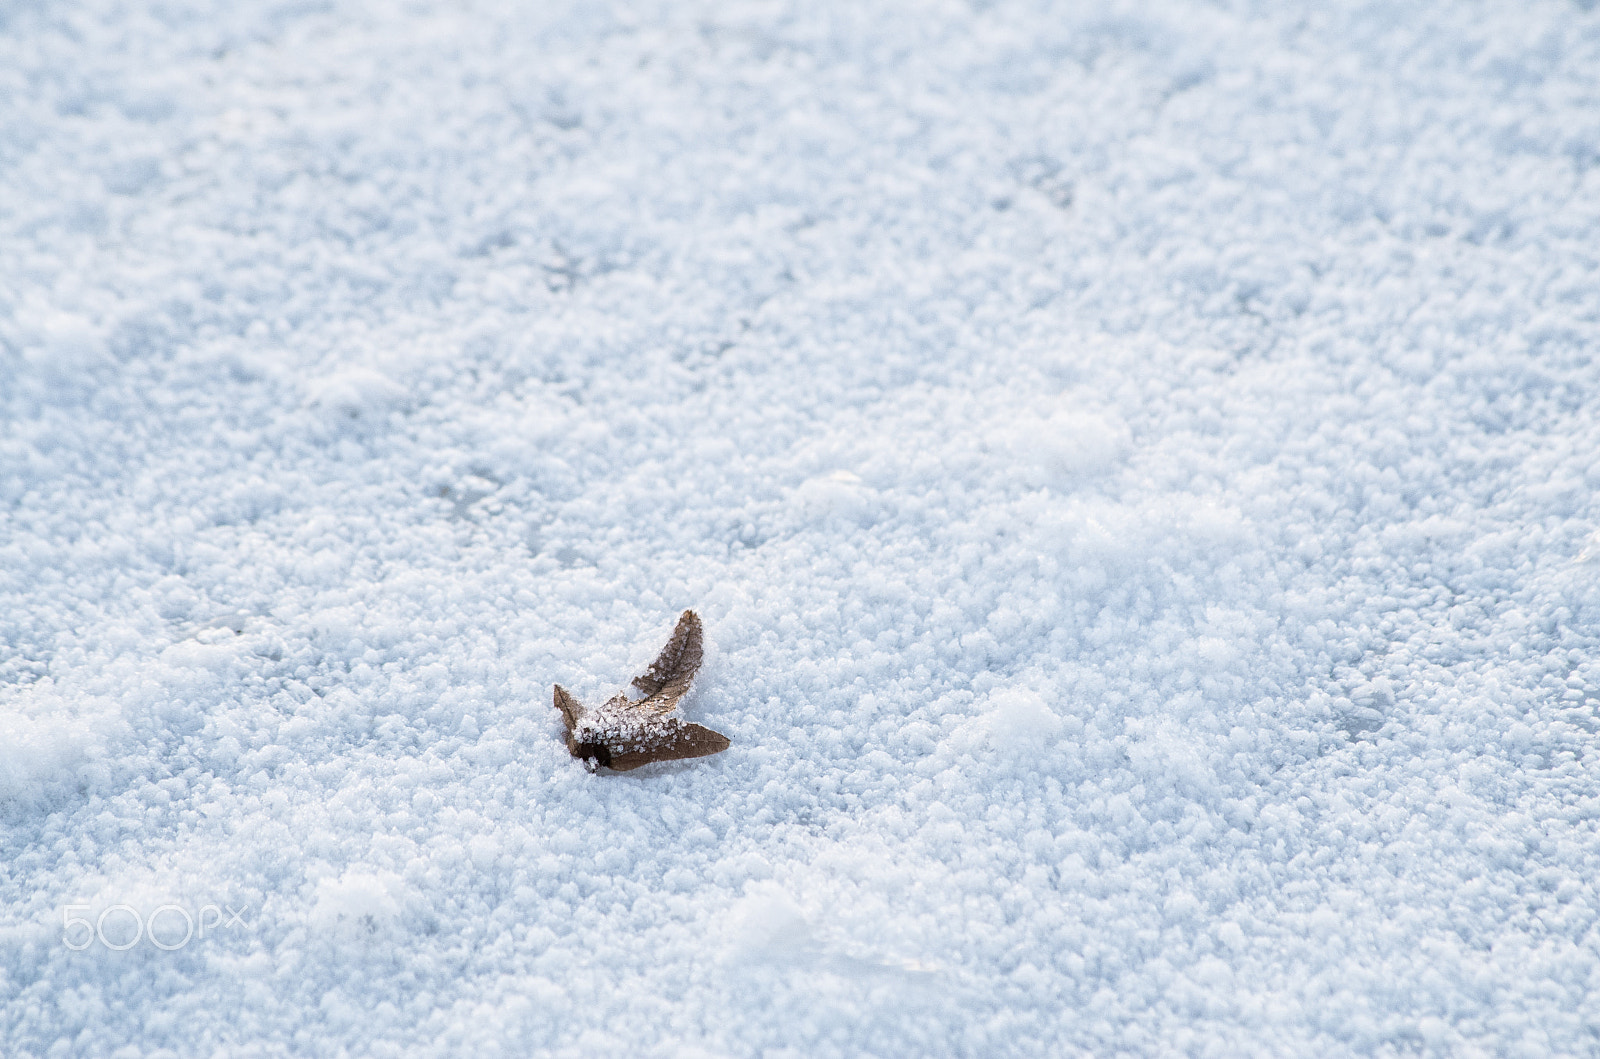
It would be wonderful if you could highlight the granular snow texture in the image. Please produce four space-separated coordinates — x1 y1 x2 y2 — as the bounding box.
3 0 1599 1055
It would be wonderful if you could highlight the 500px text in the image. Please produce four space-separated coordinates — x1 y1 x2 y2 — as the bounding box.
62 904 249 951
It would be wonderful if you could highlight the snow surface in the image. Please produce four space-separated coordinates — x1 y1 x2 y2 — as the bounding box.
3 0 1600 1054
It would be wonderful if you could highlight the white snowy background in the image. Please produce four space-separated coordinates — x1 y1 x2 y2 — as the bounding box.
3 0 1599 1054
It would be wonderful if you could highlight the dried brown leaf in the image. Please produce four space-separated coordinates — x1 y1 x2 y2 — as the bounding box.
553 609 728 772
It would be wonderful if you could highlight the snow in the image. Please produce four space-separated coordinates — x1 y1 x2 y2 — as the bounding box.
2 0 1599 1054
